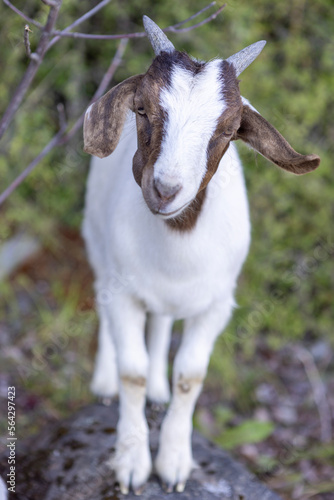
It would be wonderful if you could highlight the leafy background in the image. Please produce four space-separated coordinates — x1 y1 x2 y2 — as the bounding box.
0 1 333 498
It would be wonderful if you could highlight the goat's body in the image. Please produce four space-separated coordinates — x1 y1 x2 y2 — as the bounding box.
83 113 251 492
83 114 250 320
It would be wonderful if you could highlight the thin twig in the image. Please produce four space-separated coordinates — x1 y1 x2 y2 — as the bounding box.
24 25 32 58
0 39 128 205
171 1 216 28
292 345 332 443
0 0 63 141
169 3 226 33
0 2 225 201
50 30 143 40
47 0 111 50
41 0 59 6
49 3 226 40
3 0 43 29
1 1 225 143
0 126 66 206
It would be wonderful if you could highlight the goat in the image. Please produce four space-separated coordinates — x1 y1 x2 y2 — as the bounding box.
82 16 320 495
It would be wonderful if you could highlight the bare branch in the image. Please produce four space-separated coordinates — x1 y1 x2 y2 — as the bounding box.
0 1 225 201
169 3 226 33
0 39 128 206
0 124 67 206
24 25 32 58
50 30 143 41
49 3 226 41
3 0 43 29
1 1 225 143
47 0 111 50
292 345 332 443
0 0 63 141
171 1 216 28
41 0 59 6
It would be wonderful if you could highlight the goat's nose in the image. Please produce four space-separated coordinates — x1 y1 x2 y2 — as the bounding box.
154 179 181 202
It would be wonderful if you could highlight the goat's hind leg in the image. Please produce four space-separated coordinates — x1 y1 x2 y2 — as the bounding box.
146 314 173 404
90 301 118 398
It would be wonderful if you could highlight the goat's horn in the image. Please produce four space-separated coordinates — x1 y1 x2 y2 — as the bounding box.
143 15 175 56
226 40 266 76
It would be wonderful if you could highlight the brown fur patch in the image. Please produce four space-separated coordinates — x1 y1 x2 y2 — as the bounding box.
199 61 242 193
177 375 203 394
166 189 207 232
235 105 321 174
121 375 146 387
83 75 142 158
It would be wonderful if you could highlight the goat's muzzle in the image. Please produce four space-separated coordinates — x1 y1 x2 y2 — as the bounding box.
141 168 185 217
153 179 182 204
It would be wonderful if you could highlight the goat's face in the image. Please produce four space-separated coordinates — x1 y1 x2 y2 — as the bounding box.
84 17 320 222
132 52 242 218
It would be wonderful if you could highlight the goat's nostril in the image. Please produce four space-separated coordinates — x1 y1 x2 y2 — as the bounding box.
154 179 181 201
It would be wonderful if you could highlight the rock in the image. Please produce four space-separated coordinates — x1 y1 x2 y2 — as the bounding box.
0 403 282 500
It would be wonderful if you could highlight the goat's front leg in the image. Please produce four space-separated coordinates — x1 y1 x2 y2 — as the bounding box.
155 298 234 492
108 295 151 495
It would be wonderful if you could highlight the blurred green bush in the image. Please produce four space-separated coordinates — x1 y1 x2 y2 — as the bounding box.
0 0 333 390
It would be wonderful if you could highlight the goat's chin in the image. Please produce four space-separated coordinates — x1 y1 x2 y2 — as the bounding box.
154 200 192 220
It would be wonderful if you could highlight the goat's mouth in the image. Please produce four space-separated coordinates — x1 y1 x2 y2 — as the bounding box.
154 200 191 219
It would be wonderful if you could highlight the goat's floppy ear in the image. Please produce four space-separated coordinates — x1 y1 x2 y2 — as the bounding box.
84 75 143 158
235 104 320 174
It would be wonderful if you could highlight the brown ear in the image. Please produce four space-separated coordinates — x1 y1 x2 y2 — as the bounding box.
235 105 320 174
83 75 143 158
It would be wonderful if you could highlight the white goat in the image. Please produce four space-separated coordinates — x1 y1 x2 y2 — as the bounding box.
82 16 320 495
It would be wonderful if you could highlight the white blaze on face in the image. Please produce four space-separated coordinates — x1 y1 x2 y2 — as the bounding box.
155 60 227 211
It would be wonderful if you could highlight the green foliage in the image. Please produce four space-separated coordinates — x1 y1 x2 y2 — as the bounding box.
1 0 333 468
215 419 275 449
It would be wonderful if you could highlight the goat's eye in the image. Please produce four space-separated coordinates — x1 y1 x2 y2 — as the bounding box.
222 131 233 138
137 107 146 116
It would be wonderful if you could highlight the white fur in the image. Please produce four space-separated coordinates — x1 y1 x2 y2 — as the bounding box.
83 92 251 492
0 476 7 500
241 96 259 113
85 103 93 120
155 61 226 216
146 314 173 403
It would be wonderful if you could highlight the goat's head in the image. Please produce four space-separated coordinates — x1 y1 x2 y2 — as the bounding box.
84 17 320 222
